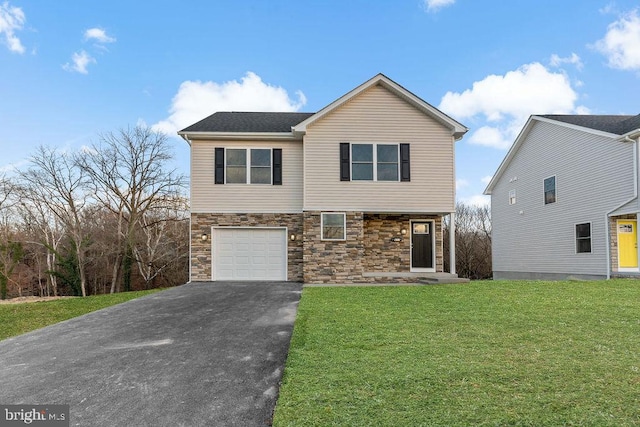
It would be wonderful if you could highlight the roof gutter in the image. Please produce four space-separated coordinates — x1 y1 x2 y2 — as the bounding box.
177 131 301 142
179 133 192 146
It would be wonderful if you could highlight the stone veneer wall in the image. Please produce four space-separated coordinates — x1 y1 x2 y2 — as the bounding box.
190 213 304 282
303 212 444 283
303 211 365 283
362 214 443 273
609 214 637 273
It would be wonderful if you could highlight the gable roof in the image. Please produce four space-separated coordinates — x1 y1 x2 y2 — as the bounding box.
484 113 640 195
538 114 638 135
292 73 468 140
179 112 314 133
178 74 468 143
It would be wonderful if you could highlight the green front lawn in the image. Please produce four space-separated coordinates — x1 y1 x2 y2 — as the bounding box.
0 290 161 341
274 280 640 426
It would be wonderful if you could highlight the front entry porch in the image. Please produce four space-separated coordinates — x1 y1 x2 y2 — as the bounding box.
609 214 639 275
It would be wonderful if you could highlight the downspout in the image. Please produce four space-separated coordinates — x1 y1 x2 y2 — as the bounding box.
180 133 193 282
605 136 639 279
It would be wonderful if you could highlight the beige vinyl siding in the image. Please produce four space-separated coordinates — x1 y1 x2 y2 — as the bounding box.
491 120 635 277
191 139 303 213
303 84 455 212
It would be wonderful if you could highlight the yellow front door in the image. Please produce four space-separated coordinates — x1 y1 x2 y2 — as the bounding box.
618 220 638 268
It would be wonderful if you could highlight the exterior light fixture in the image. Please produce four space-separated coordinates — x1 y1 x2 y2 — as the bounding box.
290 234 296 241
201 233 208 241
400 228 407 235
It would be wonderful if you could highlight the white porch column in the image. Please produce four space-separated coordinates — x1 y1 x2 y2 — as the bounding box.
449 212 456 275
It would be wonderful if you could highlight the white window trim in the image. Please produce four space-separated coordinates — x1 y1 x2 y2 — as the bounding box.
508 189 516 205
543 175 557 205
350 143 400 182
321 212 347 241
574 221 592 254
224 147 273 185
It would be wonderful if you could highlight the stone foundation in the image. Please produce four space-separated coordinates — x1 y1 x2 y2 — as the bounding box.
363 214 443 274
192 211 445 284
190 213 303 281
303 212 444 284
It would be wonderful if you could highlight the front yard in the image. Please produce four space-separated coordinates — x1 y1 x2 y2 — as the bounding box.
273 280 640 426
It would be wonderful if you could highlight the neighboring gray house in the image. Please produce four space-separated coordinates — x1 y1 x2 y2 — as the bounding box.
485 114 640 280
179 74 468 283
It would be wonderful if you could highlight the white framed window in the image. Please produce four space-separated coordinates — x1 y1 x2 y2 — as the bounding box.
575 222 592 254
544 175 556 205
321 213 346 241
225 148 272 184
509 189 516 205
351 143 399 181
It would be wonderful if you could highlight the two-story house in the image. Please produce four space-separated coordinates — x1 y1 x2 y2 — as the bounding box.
484 114 640 280
179 74 468 284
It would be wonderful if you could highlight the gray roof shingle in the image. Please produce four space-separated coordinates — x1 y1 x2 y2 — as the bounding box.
540 114 640 135
180 112 315 133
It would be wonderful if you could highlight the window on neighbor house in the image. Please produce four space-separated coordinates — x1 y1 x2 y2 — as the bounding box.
544 176 556 204
321 213 346 241
576 223 591 253
509 189 516 205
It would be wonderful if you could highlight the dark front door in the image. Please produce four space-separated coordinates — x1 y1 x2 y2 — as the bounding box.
411 222 433 269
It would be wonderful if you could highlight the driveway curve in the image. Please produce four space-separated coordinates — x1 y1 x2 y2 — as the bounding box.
0 281 302 426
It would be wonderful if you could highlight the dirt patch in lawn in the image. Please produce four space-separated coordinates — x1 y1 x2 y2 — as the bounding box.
0 296 78 304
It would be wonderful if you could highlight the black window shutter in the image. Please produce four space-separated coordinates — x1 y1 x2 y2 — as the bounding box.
214 147 225 184
400 144 410 182
273 148 282 185
340 143 350 181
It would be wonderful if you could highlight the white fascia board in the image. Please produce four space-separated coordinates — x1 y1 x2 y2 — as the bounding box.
618 129 640 141
483 115 622 195
177 131 301 142
292 73 468 140
533 116 623 139
483 116 536 195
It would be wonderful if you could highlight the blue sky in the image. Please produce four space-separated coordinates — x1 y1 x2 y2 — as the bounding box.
1 0 639 206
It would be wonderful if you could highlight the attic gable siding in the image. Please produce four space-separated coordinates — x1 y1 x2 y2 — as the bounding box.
303 84 455 212
491 120 634 277
190 139 303 213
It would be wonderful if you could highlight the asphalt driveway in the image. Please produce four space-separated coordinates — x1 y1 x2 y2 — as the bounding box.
0 281 302 426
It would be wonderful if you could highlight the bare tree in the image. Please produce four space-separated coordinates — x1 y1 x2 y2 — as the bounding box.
19 146 91 296
0 174 20 299
17 191 66 296
134 195 189 288
444 202 492 280
78 126 187 292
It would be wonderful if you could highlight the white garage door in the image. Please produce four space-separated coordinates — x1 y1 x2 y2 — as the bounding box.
213 228 287 281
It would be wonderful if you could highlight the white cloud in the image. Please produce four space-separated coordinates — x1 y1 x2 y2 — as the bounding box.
424 0 455 12
456 179 469 190
481 175 493 185
153 72 307 135
63 50 95 74
468 126 513 149
84 28 116 44
0 1 25 54
459 194 491 207
593 9 640 71
550 53 583 70
439 62 586 149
